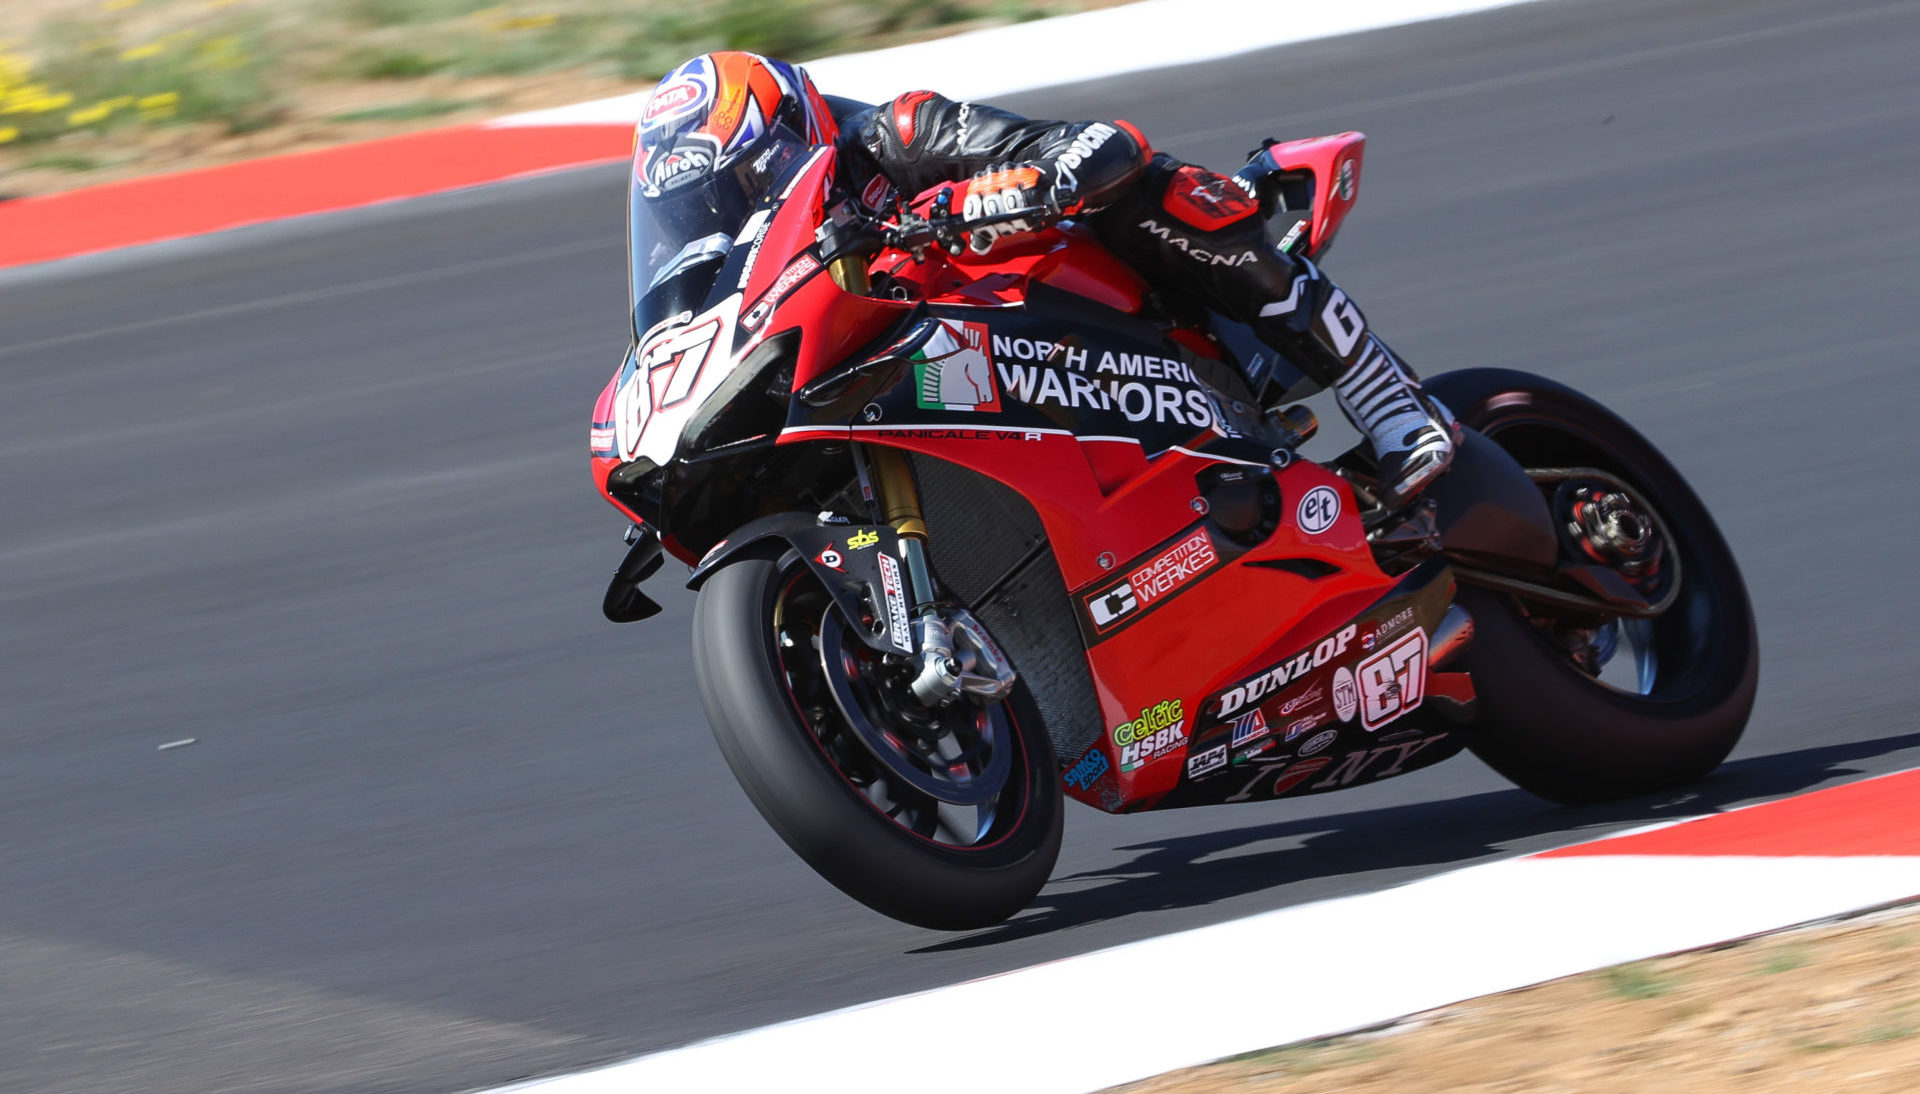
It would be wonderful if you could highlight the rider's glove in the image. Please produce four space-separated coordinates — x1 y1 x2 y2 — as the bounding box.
960 162 1072 254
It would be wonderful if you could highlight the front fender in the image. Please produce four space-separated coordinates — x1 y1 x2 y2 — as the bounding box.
687 513 915 657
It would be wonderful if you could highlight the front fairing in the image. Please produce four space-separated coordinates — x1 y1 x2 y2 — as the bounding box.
605 137 819 473
594 142 915 547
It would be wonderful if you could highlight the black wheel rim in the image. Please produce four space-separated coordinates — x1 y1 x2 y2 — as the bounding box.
770 566 1029 850
1474 412 1741 706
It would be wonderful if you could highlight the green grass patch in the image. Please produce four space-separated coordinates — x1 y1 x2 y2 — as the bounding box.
1601 962 1679 1000
1862 1012 1917 1044
340 0 499 27
8 14 281 143
328 97 485 122
1226 1037 1388 1077
21 153 100 171
1760 945 1810 974
334 46 454 80
0 0 1115 153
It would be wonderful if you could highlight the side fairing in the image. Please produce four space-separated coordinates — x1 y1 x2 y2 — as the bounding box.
778 290 1467 814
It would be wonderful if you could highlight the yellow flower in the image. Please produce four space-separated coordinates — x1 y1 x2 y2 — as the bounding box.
103 0 141 10
204 0 239 8
14 91 75 114
138 91 179 118
121 43 164 62
69 103 113 126
101 95 135 111
503 14 558 30
195 36 249 70
0 125 18 144
4 85 45 111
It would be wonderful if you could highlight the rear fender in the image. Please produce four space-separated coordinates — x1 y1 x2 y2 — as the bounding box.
687 512 915 657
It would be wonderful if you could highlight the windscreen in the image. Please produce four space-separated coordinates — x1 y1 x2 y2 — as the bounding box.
628 122 811 339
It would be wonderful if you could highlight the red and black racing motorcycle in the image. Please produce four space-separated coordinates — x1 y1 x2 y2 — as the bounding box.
590 124 1758 930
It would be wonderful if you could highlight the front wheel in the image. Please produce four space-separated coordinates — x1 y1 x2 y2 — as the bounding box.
692 552 1062 930
1428 369 1759 805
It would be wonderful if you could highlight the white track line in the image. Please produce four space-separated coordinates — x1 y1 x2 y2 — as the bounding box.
488 0 1548 129
478 854 1920 1094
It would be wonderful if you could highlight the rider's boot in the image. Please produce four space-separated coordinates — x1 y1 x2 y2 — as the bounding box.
1328 340 1455 508
1244 258 1455 507
1086 154 1455 504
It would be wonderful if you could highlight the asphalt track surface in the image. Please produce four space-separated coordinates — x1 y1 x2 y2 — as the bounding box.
3 1 1918 1090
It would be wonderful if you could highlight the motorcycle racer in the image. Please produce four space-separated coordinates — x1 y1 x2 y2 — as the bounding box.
634 51 1456 506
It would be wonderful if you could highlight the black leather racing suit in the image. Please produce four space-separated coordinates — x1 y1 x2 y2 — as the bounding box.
832 90 1403 398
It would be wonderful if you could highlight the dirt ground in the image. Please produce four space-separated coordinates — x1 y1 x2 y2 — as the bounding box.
1109 902 1920 1093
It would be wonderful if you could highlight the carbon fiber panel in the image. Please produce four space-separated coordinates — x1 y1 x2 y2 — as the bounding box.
911 454 1103 764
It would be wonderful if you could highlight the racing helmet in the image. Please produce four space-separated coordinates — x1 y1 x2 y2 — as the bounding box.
633 51 837 199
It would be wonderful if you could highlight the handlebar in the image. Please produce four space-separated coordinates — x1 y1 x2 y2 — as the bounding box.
885 206 1058 256
816 187 1060 268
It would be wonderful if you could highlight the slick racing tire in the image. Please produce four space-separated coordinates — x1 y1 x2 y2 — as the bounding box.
693 552 1062 930
1426 369 1759 806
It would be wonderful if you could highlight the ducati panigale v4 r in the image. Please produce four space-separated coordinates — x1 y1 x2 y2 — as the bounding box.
591 125 1759 930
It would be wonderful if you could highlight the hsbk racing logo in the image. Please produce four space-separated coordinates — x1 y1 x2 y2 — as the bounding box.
1113 699 1186 771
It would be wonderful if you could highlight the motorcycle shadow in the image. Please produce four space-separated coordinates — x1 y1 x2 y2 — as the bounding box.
910 730 1920 952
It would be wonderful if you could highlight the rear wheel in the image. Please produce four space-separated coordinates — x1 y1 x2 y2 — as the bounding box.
1427 370 1759 805
692 552 1062 929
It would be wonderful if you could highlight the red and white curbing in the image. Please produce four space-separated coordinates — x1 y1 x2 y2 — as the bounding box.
479 768 1920 1094
0 0 1542 271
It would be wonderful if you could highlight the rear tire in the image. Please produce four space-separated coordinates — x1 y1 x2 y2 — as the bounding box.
1427 370 1759 805
693 553 1062 930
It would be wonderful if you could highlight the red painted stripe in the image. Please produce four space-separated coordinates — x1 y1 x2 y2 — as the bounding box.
1540 768 1920 858
0 122 634 270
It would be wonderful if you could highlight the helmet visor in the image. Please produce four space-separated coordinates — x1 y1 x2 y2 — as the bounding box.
628 121 811 338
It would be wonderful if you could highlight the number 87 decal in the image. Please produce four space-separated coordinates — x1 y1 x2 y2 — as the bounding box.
646 315 724 410
1358 629 1427 731
614 299 734 461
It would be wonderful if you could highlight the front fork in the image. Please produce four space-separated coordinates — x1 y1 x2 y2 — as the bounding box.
860 444 1017 707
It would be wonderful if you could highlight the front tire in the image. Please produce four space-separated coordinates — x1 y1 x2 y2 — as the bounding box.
1428 370 1759 805
692 553 1062 930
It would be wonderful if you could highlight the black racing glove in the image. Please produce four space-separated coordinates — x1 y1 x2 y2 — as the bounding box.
960 162 1074 254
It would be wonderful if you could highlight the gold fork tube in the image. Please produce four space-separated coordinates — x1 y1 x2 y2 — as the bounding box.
827 254 871 296
865 446 926 539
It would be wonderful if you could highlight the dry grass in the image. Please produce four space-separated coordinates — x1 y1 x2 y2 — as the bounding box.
1110 902 1920 1094
0 0 1131 195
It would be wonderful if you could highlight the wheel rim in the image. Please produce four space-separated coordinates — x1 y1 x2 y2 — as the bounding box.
770 566 1028 850
1472 413 1741 705
1589 615 1660 696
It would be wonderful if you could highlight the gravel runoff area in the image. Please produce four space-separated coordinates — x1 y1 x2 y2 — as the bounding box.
1109 901 1920 1093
